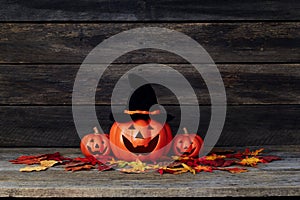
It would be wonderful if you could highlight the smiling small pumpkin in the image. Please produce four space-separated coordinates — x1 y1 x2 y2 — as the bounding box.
172 127 203 158
80 127 111 158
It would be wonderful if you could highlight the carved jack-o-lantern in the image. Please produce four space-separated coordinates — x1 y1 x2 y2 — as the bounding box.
80 127 111 158
172 127 203 158
109 118 173 161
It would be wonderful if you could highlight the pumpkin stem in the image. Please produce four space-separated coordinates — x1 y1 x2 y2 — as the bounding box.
93 127 100 134
183 127 189 134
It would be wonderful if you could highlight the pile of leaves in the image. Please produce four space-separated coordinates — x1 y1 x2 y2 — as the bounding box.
9 148 282 174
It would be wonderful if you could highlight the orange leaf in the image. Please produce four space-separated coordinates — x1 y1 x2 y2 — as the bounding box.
157 166 189 175
194 165 213 173
243 148 264 156
65 164 95 172
218 167 248 173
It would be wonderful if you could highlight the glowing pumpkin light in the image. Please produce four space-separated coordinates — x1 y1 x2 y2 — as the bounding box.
80 127 111 158
172 127 203 158
109 118 173 162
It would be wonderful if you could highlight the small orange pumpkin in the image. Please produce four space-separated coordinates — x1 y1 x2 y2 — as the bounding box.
172 127 203 157
80 127 111 158
109 119 173 162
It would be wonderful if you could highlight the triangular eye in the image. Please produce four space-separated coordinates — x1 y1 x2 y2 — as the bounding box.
89 139 94 143
128 124 135 130
148 125 154 130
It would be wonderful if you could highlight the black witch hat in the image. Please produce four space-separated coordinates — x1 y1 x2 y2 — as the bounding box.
109 73 174 123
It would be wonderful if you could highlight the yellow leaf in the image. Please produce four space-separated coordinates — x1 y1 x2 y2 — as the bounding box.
182 163 196 175
238 157 262 167
19 160 59 172
40 160 59 167
205 154 226 161
146 164 160 170
119 168 144 173
171 155 190 161
20 165 48 172
129 159 147 172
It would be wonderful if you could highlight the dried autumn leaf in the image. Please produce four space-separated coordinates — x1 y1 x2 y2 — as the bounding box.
65 164 95 172
204 154 226 161
120 168 144 173
182 163 196 175
10 155 47 165
108 158 128 168
194 165 213 173
158 162 199 175
259 155 282 163
19 160 59 172
43 152 73 162
168 167 189 174
198 158 225 167
64 161 88 168
40 160 59 168
167 161 183 168
222 160 237 167
218 167 248 174
73 156 101 166
9 152 72 165
128 159 147 171
238 157 263 167
19 165 48 172
98 164 113 172
242 148 264 156
119 159 154 173
225 152 244 159
172 169 189 174
171 155 193 162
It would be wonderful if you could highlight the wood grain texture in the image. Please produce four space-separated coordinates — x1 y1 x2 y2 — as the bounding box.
0 64 299 105
0 0 300 21
0 105 299 147
0 23 299 63
0 146 299 197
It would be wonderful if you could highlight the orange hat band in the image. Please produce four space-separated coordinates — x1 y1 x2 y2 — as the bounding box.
124 110 161 115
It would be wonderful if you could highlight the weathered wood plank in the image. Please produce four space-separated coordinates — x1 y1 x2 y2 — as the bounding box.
0 146 299 197
0 23 299 63
0 0 300 21
0 64 299 105
0 105 299 147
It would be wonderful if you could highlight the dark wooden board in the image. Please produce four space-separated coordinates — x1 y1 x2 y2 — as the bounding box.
1 23 299 63
0 0 300 21
0 64 299 105
0 105 299 147
0 146 300 197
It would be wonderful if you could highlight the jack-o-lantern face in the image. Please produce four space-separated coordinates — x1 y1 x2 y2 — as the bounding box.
172 128 203 158
80 127 111 158
109 119 173 161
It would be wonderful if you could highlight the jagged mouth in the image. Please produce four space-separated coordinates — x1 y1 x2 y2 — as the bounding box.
87 145 107 155
122 134 159 154
177 147 196 155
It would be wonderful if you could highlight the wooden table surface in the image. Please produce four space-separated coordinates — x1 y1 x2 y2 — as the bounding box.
0 145 299 198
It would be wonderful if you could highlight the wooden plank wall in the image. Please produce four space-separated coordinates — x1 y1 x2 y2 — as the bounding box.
0 0 299 147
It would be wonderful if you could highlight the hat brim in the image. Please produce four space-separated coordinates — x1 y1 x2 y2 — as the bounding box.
109 112 174 123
